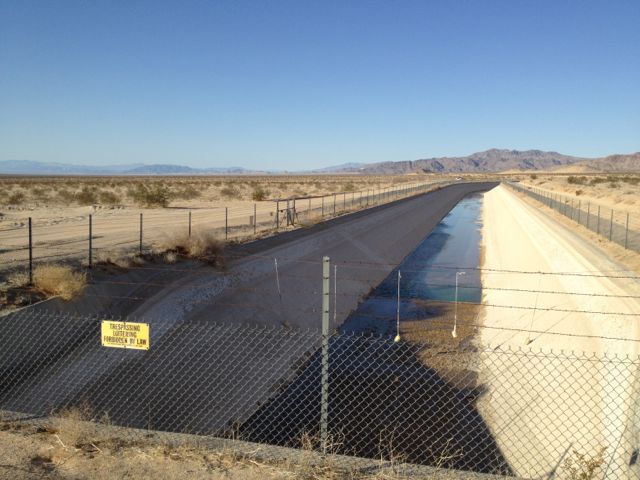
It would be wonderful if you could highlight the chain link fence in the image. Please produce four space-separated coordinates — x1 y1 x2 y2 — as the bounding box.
508 182 640 253
1 309 638 478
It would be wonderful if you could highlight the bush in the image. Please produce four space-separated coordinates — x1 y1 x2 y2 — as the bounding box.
251 186 269 201
159 230 224 266
128 184 170 207
75 188 97 205
7 192 25 205
567 176 587 185
342 182 356 192
220 185 241 200
99 191 121 205
57 189 76 203
174 185 201 201
530 174 538 180
33 265 86 300
575 189 583 196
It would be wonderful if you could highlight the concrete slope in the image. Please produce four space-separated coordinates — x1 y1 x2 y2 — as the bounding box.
479 184 640 478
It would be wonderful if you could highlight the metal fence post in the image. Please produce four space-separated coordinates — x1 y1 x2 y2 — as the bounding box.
225 207 228 240
343 193 345 211
88 214 93 268
254 203 257 235
333 194 336 216
139 213 143 255
609 210 614 241
625 213 630 249
188 211 192 237
577 200 581 225
321 197 324 217
320 255 330 453
276 201 279 229
28 217 33 285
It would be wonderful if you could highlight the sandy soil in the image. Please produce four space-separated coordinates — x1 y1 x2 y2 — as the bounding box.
520 174 639 213
478 184 640 478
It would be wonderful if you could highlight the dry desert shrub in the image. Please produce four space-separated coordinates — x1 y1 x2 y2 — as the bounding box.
159 230 224 265
33 264 87 300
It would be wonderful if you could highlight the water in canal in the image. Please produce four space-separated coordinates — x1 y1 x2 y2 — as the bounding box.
341 193 484 335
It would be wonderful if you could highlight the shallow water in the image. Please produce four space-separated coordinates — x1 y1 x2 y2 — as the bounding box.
341 193 483 335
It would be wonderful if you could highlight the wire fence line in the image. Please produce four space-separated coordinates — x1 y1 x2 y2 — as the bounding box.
508 181 640 253
1 308 639 478
0 179 449 275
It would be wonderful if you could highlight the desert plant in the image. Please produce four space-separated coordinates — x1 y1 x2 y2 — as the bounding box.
128 184 170 207
562 447 606 480
75 187 97 205
33 264 86 300
220 185 241 200
342 182 356 192
99 191 121 205
530 174 538 180
174 184 201 200
576 189 583 196
159 230 224 266
567 176 587 185
7 191 25 205
251 186 269 201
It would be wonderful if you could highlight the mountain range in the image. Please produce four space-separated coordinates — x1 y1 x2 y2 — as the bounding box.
1 149 638 175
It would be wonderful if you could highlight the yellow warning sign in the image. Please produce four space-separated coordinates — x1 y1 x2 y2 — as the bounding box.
101 321 150 350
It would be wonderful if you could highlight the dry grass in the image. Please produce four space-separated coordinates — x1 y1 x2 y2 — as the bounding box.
158 230 225 266
32 264 87 300
0 411 424 480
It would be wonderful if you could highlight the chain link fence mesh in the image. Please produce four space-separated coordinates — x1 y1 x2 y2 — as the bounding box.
508 182 640 253
1 309 639 478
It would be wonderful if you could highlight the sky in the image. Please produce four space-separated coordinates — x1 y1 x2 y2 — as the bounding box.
1 0 639 170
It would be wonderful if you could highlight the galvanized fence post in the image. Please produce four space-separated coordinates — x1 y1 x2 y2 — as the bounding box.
321 197 324 217
139 213 143 255
577 200 581 225
276 201 280 229
88 214 93 268
625 213 630 249
333 193 336 216
225 207 228 240
609 210 614 242
188 211 192 237
320 255 330 453
28 217 33 285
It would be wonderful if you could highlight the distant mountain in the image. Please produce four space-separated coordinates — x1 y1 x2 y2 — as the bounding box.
0 160 256 175
344 149 588 174
309 162 367 173
572 152 640 172
2 150 638 175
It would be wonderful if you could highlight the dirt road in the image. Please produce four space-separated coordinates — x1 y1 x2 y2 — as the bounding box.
479 184 640 478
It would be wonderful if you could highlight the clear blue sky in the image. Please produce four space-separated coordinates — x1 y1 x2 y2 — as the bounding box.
1 0 638 169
